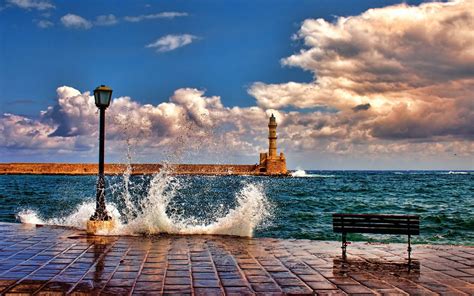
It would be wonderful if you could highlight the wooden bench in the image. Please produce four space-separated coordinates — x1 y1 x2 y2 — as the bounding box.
333 213 420 261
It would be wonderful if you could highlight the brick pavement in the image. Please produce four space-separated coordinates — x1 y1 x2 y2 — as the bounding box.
0 222 473 295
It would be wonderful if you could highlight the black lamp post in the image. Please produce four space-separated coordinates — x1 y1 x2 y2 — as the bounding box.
90 85 113 222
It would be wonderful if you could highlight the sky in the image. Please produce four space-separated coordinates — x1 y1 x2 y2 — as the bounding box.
0 0 473 170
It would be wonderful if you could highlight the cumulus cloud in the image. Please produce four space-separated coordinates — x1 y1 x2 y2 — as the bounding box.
95 14 118 26
146 34 198 53
6 0 54 10
60 13 92 29
0 86 272 162
249 0 474 144
124 12 188 22
36 19 53 28
1 84 472 167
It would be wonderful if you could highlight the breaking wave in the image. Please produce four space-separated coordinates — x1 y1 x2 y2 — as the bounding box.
17 168 271 237
446 171 469 175
291 169 335 178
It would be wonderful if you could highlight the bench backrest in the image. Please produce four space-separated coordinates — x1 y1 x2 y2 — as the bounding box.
333 213 420 235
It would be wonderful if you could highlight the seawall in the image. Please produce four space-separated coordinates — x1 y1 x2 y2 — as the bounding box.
0 163 265 176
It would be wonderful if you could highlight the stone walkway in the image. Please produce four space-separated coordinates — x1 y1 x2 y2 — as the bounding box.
0 223 473 295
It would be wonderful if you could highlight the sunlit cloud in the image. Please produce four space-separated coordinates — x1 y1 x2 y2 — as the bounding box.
0 86 269 161
249 0 474 143
94 14 118 26
59 12 184 29
6 0 54 10
35 19 53 28
146 34 198 53
124 12 188 22
60 13 92 29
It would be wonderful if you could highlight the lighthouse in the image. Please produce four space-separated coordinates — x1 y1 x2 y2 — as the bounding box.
258 114 288 175
268 114 277 158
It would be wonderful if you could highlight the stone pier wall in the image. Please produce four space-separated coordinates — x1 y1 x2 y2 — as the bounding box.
0 163 263 176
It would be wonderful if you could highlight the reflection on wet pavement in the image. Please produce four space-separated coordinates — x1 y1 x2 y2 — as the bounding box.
0 223 473 295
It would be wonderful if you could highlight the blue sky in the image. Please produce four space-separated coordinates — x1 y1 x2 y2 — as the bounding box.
1 0 473 170
1 0 423 116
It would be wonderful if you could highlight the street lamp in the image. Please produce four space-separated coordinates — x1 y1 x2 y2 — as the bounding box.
87 85 115 234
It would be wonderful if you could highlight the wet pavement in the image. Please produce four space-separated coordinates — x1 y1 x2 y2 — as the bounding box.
0 223 473 295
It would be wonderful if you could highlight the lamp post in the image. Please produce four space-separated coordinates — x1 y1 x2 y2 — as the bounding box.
87 85 115 234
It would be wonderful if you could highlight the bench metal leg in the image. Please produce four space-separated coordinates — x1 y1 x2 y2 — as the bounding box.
407 234 412 264
342 232 347 259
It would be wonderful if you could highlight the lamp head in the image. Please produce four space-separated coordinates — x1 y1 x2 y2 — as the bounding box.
94 85 113 108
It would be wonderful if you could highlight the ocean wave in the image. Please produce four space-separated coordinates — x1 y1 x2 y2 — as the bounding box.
17 169 272 237
291 170 335 178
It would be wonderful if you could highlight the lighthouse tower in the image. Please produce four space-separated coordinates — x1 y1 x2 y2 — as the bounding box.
258 114 287 175
268 114 278 158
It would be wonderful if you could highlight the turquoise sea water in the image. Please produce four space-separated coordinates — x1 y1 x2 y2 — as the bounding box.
0 171 473 245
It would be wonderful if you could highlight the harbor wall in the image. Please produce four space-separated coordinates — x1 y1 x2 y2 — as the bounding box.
0 163 264 176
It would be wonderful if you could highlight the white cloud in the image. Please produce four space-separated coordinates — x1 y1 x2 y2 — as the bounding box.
1 84 472 168
6 0 54 10
95 14 118 26
60 13 92 29
146 34 198 53
248 0 474 142
36 19 53 28
0 86 268 162
124 12 188 22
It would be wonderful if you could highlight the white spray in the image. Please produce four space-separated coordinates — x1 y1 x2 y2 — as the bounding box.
17 167 271 237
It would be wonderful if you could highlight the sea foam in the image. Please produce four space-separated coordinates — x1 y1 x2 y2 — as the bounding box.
17 167 271 237
291 169 335 178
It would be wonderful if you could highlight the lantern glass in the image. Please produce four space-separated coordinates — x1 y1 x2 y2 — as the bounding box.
94 85 113 108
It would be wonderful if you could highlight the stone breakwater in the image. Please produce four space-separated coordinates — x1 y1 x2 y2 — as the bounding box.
0 163 279 176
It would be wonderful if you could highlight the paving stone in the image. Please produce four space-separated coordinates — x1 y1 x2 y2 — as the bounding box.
274 277 306 286
224 286 254 294
193 279 221 288
194 287 224 295
107 278 136 287
281 285 313 295
243 269 267 276
133 281 163 291
141 268 164 275
101 286 133 294
164 277 191 285
338 284 376 294
305 281 338 290
133 276 161 284
246 275 275 283
165 270 190 277
220 278 248 287
328 276 360 285
251 282 282 292
112 271 138 279
163 284 192 293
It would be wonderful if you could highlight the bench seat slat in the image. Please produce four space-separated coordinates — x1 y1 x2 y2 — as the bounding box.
333 220 420 225
334 223 419 228
333 213 419 219
333 227 419 235
333 216 420 221
332 213 420 235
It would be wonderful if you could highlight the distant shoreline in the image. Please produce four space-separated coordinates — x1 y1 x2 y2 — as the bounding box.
0 163 290 176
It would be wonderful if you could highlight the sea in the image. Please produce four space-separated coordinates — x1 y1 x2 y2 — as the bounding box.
0 169 473 245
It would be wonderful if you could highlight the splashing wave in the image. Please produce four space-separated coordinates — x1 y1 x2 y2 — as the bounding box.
17 168 271 237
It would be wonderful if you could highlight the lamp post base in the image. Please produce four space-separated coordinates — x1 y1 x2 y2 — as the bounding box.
86 219 116 235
